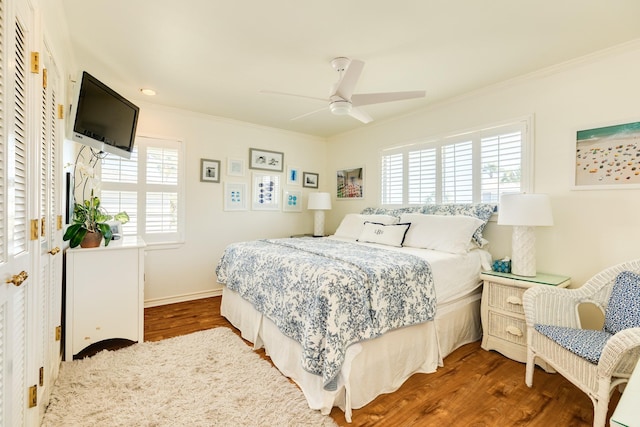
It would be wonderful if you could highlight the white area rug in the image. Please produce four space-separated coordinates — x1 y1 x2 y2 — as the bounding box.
42 327 337 427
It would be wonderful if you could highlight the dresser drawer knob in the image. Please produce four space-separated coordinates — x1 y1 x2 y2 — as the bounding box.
506 325 523 337
506 296 522 306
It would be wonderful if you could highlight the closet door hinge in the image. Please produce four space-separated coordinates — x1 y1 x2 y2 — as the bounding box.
55 325 61 341
57 104 64 119
57 215 63 230
30 51 39 73
42 68 48 88
28 385 37 408
39 367 44 387
41 217 46 237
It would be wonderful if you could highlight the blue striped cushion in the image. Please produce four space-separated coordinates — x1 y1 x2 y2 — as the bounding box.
534 324 612 364
604 271 640 335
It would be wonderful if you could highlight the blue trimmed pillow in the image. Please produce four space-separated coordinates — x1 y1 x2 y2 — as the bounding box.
357 222 411 247
604 271 640 335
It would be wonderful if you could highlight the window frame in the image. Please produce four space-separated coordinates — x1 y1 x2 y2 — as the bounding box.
379 115 534 206
100 135 186 248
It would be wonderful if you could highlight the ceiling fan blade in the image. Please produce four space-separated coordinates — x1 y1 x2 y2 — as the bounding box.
348 107 373 124
259 89 327 103
290 106 328 121
351 90 426 107
334 59 364 100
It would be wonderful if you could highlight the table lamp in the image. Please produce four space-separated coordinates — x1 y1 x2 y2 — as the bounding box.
497 193 553 277
307 192 332 237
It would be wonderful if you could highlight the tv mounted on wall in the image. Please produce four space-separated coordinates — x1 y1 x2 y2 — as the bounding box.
68 71 140 159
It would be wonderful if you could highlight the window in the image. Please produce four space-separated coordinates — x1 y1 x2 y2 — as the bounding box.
100 136 185 245
380 117 531 205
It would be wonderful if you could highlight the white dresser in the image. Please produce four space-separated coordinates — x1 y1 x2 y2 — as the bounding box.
65 236 146 360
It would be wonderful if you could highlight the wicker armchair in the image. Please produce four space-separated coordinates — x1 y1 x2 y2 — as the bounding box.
522 259 640 427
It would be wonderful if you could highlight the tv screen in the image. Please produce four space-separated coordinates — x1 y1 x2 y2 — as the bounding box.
69 71 139 159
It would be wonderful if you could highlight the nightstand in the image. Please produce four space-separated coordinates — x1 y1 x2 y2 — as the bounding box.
480 270 570 364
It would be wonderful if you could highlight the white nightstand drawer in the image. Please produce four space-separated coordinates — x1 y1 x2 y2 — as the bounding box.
487 282 525 315
487 311 527 346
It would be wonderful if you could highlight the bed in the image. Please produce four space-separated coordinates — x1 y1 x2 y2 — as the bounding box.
216 204 495 422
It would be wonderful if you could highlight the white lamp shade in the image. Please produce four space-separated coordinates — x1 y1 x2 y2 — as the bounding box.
308 192 332 210
498 193 553 227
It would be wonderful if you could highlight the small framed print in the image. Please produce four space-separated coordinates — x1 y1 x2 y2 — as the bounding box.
249 148 284 172
336 167 364 199
302 172 319 189
286 165 301 186
227 157 245 177
224 182 248 211
252 173 281 210
201 159 221 183
283 190 302 212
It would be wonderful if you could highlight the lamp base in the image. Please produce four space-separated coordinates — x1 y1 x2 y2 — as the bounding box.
313 210 325 237
511 226 536 277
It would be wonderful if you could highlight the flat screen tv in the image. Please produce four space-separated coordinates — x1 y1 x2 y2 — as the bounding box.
68 71 139 159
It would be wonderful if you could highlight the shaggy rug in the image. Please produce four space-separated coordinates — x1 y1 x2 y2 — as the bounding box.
42 327 337 427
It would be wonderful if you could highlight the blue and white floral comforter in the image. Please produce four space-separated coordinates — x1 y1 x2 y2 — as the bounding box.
216 237 436 390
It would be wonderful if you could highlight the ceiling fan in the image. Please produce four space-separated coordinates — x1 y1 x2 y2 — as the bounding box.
262 57 426 124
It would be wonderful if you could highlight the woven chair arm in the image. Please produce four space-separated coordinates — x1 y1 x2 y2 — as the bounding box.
523 285 590 328
598 327 640 377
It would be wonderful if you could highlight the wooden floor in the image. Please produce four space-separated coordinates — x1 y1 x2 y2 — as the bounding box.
144 297 621 426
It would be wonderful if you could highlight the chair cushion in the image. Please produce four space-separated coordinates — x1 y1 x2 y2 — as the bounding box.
534 324 613 364
604 271 640 335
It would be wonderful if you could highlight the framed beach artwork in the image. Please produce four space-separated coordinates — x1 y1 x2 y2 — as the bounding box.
302 172 319 189
224 182 248 211
200 159 221 183
227 157 245 177
249 148 284 172
282 190 302 212
336 167 364 199
574 121 640 190
286 165 301 186
252 173 281 210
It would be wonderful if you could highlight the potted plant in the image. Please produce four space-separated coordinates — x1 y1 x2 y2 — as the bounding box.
63 190 130 248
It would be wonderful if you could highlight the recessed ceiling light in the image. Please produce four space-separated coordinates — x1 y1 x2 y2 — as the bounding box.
140 88 156 96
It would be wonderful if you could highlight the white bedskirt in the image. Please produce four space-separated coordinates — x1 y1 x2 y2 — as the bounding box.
221 286 482 422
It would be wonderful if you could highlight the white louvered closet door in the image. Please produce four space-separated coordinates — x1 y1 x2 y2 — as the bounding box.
33 43 63 423
0 0 37 425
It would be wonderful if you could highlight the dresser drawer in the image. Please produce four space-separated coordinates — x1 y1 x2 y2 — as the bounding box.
486 311 527 346
486 282 525 315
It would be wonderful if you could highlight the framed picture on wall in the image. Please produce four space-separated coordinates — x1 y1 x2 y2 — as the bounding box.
200 159 221 183
282 190 302 212
249 148 284 172
227 157 245 177
302 172 319 188
286 165 301 186
574 120 640 190
336 167 364 199
252 173 281 210
224 182 248 211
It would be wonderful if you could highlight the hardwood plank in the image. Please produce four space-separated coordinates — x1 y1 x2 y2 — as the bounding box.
144 297 620 426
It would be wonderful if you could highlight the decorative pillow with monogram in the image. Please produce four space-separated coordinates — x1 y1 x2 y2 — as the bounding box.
357 221 411 247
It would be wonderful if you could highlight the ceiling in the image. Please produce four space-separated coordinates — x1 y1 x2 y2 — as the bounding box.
60 1 640 138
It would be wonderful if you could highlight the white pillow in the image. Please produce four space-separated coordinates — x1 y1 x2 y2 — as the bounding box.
400 214 484 254
334 214 398 240
357 222 411 247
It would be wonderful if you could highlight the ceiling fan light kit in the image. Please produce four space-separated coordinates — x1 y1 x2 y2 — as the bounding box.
329 99 352 116
264 57 425 124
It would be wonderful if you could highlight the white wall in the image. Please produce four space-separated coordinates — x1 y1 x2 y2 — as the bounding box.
326 41 640 293
133 103 327 305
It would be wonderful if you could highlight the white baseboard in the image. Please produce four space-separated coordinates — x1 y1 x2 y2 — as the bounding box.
144 288 223 308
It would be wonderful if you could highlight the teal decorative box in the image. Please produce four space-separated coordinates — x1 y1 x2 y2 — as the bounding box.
492 259 511 273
